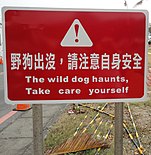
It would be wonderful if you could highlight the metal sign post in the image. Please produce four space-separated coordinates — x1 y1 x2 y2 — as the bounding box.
32 104 43 155
114 102 124 155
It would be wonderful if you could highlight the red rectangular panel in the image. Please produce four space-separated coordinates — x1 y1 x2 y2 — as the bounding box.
2 8 148 104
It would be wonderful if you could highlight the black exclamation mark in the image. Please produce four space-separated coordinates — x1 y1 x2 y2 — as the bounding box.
74 24 79 43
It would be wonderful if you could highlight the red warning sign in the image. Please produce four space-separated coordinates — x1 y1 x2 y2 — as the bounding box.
2 8 148 104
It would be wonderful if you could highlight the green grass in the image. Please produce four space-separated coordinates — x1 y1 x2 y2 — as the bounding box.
130 98 151 108
45 112 86 149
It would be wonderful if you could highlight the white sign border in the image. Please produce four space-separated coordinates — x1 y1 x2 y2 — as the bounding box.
2 7 149 104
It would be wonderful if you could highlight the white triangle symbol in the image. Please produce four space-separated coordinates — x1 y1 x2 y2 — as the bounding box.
61 19 93 47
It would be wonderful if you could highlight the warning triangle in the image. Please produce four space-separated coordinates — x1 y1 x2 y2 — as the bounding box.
61 19 93 47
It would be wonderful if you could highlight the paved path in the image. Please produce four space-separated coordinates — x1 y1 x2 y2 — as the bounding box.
0 104 66 155
0 64 67 154
0 64 17 130
0 64 2 72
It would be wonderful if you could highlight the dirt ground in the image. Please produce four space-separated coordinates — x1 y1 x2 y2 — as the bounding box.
123 100 151 155
44 98 151 155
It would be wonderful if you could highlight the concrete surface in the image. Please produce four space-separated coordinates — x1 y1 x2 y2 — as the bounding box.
0 64 67 155
0 64 2 72
0 64 19 132
0 104 67 155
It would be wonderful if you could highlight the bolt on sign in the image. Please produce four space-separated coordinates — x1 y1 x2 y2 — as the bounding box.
2 7 148 104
